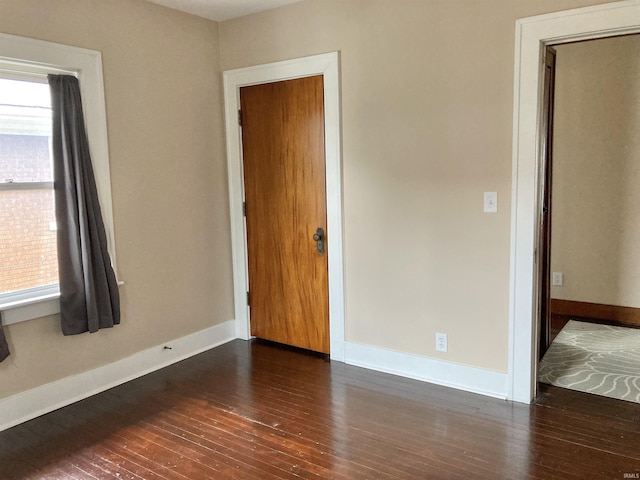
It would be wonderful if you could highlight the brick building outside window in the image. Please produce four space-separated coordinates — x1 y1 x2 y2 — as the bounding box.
0 79 59 296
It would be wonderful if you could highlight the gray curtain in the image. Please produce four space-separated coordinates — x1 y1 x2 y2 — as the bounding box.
48 75 120 335
0 323 9 362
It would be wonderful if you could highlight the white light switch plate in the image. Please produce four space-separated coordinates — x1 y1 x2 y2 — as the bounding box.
484 192 497 213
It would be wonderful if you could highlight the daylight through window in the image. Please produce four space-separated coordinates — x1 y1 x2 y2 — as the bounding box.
0 78 59 296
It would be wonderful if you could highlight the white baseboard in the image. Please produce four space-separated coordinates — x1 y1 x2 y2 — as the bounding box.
344 341 509 400
0 320 236 433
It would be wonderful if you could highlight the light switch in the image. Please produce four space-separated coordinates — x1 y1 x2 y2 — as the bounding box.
484 192 497 213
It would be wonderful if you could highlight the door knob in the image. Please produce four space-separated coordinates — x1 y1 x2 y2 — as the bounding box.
313 227 325 254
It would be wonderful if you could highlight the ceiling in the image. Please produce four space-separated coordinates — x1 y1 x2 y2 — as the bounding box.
146 0 303 21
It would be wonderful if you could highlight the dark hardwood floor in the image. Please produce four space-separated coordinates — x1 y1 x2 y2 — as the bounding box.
1 339 639 479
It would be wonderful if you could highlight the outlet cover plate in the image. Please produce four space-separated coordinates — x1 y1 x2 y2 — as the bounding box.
436 332 448 352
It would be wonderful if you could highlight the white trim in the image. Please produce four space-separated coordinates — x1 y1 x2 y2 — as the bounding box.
0 33 118 278
0 284 59 309
345 342 508 400
223 52 345 361
0 320 236 433
0 182 54 191
509 0 640 403
1 281 123 326
0 285 60 326
1 298 59 326
2 298 59 326
0 58 77 81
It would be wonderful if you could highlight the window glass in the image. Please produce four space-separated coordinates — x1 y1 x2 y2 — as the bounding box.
0 79 59 296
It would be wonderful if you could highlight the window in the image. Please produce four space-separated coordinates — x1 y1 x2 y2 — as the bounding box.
0 78 59 300
0 33 116 325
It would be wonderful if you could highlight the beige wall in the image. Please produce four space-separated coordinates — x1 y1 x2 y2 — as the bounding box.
0 0 622 401
551 35 640 308
219 0 615 372
0 0 233 399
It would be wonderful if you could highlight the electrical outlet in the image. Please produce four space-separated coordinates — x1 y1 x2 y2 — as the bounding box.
552 272 563 286
436 333 448 352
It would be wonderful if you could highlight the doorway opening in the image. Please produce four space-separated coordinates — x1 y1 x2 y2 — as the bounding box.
510 1 640 404
537 34 640 404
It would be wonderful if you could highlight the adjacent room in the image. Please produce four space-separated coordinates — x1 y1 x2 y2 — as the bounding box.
538 33 640 404
1 0 638 478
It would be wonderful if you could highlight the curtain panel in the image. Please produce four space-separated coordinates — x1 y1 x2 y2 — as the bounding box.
48 75 120 335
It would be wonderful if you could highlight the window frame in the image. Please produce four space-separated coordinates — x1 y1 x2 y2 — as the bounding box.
0 33 117 325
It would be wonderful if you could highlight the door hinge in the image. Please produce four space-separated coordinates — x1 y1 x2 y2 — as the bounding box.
238 109 242 126
247 291 250 306
242 201 246 217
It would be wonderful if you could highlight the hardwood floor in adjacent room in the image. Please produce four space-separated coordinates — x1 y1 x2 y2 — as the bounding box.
1 339 639 479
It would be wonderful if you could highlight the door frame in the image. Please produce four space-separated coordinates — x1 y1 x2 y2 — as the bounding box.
223 52 345 361
509 0 640 403
538 46 556 362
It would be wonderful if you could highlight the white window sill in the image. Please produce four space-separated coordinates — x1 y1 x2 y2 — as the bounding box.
0 295 60 326
0 281 123 326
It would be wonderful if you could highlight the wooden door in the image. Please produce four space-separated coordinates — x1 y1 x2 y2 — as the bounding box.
240 75 330 354
539 46 556 360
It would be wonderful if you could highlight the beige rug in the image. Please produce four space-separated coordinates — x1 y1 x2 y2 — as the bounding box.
539 320 640 404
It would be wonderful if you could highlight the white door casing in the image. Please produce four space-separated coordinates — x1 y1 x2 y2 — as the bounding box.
223 53 345 361
509 0 640 403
